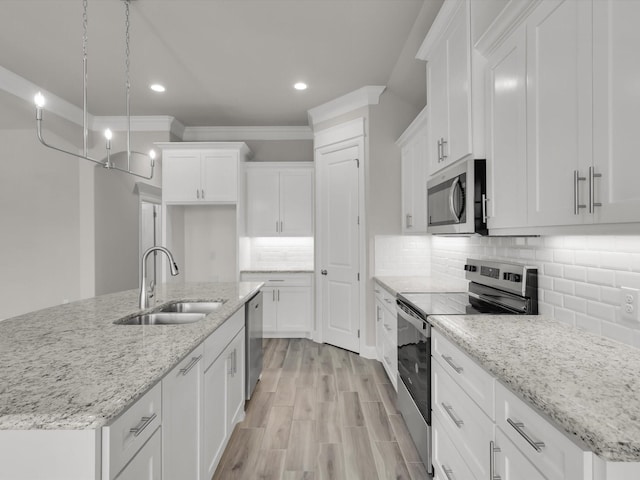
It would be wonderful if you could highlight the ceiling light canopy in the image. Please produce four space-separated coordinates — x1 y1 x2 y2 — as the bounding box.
294 82 308 91
150 83 166 93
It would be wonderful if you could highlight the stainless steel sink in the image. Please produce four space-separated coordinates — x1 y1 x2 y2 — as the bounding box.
115 312 206 325
158 301 224 314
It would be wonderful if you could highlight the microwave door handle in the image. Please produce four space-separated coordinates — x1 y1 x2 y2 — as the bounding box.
449 177 462 222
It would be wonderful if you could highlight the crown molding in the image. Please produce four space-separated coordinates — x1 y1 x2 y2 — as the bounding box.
91 115 178 133
416 0 464 60
307 85 386 127
182 125 313 141
396 105 428 147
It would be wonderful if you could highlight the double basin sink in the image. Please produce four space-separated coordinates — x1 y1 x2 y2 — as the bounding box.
115 301 225 325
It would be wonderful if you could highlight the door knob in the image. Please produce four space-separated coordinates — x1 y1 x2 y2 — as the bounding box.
321 270 327 275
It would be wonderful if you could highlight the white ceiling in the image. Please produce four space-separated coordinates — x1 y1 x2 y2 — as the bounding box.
0 0 442 128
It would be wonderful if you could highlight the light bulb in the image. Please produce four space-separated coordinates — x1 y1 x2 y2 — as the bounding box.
150 84 165 93
294 82 308 91
34 92 46 108
149 149 156 160
104 129 113 141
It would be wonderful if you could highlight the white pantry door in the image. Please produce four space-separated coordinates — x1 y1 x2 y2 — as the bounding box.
318 145 360 353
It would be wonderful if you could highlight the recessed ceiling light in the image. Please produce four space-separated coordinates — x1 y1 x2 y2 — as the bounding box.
150 84 166 93
294 82 308 91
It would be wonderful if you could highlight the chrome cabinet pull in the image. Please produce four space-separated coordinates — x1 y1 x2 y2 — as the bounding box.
179 355 202 376
406 213 413 228
589 166 602 213
196 189 200 200
441 138 448 160
490 440 502 480
441 354 463 373
507 417 545 452
228 352 233 375
130 413 157 437
441 464 455 480
383 324 392 332
272 289 275 301
280 221 283 232
437 138 442 162
277 289 280 301
482 194 488 223
276 220 279 233
442 403 464 427
573 170 586 214
376 306 381 322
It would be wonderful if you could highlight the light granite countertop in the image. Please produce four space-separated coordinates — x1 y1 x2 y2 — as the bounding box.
429 314 640 462
241 270 314 274
0 282 262 431
374 275 469 295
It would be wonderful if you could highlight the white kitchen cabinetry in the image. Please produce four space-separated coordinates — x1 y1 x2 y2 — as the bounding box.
246 163 314 236
160 144 250 204
485 23 528 229
202 310 245 480
432 329 591 480
374 282 397 390
115 428 161 480
397 107 428 233
419 0 473 175
241 272 313 337
163 345 204 480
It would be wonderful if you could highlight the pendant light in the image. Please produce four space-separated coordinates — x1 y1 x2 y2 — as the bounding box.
34 0 155 180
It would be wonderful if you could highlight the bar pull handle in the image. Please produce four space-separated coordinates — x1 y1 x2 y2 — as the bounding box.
196 189 200 200
507 417 545 452
406 213 413 228
573 170 586 214
179 355 202 376
589 166 602 213
201 189 205 199
441 464 455 480
277 289 280 301
441 138 448 160
130 413 157 437
490 440 502 480
437 138 442 163
280 221 284 232
276 220 279 233
441 354 463 374
383 323 392 332
482 194 488 223
442 403 464 428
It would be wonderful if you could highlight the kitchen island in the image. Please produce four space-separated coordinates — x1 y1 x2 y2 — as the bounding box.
0 281 262 479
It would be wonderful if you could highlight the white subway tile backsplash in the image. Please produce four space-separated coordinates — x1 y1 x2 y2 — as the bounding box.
374 235 431 276
431 234 640 349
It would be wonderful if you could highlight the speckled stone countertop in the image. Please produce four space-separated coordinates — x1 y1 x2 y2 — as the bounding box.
429 314 640 462
0 282 262 431
374 275 469 295
241 270 314 274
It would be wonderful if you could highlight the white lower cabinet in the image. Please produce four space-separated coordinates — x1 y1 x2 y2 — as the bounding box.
374 282 397 390
241 273 313 337
115 428 162 480
432 329 591 480
162 345 204 480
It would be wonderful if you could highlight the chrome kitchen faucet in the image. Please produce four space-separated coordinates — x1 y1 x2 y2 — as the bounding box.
139 246 179 309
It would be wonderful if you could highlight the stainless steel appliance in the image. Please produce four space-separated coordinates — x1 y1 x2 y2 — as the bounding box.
427 158 488 235
245 291 263 400
396 259 538 474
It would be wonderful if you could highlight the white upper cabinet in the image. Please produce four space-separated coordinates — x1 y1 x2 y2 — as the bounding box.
485 23 528 229
397 107 428 234
158 142 251 204
419 0 473 175
246 163 314 237
592 0 640 224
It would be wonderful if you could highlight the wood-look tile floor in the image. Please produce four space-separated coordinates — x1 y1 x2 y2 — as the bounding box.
212 338 429 480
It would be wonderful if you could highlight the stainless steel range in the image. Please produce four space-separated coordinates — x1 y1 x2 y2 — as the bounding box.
395 258 538 474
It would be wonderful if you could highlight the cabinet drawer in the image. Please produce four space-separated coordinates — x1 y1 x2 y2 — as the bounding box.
374 282 396 309
204 307 245 370
242 272 312 287
102 382 162 479
114 427 161 480
381 332 397 388
494 427 546 480
432 329 495 419
432 417 477 480
433 360 493 480
495 382 589 480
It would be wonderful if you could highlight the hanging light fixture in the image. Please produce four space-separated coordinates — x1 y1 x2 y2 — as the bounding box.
34 0 155 180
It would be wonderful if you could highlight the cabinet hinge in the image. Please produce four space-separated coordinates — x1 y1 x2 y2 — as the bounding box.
355 158 360 168
357 215 360 225
357 273 360 281
357 329 360 338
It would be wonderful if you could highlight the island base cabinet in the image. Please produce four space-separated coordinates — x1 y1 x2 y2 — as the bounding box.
162 345 204 480
114 427 161 480
494 428 546 480
432 417 477 480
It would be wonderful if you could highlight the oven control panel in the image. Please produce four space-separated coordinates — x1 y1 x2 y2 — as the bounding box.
464 258 536 297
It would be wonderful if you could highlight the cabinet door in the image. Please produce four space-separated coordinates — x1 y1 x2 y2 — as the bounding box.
592 0 640 224
262 287 278 333
275 286 311 334
246 169 280 235
202 349 229 480
401 131 428 234
428 42 449 175
526 0 592 226
375 299 384 362
163 152 201 202
446 0 472 165
486 24 528 229
280 170 314 236
115 427 161 480
201 152 238 202
494 428 546 480
227 328 245 431
163 346 203 480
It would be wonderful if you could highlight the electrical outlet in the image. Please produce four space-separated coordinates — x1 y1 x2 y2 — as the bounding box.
620 287 640 322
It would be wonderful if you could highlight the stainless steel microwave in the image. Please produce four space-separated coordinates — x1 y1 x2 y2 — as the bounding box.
426 158 488 235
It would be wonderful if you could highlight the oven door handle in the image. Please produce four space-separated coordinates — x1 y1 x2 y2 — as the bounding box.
396 305 430 337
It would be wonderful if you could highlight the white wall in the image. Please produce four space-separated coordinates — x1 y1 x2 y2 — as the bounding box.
431 235 640 349
0 129 82 320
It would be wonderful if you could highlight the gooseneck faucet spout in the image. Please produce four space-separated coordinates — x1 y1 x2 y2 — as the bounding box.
139 246 179 309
